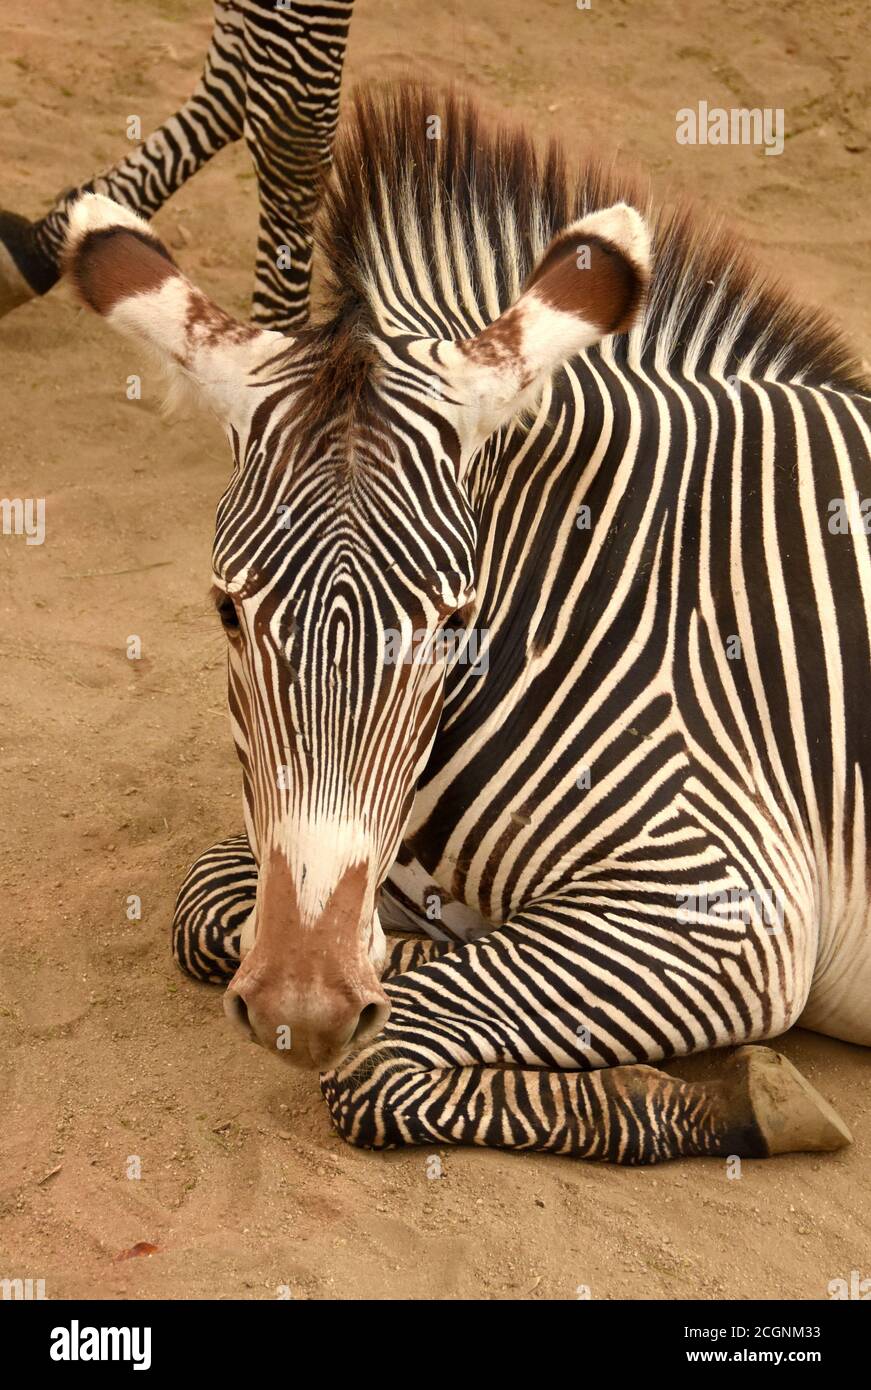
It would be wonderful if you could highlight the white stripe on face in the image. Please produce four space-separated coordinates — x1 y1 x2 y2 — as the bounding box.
267 814 376 929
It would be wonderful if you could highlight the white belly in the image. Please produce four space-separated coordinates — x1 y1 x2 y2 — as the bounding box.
801 905 871 1045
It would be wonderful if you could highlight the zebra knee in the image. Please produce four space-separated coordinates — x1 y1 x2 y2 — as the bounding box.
170 836 257 985
171 903 242 984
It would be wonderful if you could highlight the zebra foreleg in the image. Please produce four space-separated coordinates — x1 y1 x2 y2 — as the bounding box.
320 914 852 1164
323 1040 850 1164
172 834 257 984
1 2 248 317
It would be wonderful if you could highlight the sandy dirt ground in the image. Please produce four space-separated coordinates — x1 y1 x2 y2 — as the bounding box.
1 0 869 1301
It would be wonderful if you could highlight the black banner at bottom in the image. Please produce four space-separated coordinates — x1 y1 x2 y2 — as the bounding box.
2 1297 866 1374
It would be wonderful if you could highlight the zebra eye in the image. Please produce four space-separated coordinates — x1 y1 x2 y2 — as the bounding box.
217 595 240 634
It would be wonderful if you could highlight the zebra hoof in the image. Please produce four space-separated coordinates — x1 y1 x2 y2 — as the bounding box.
736 1045 853 1156
0 210 58 315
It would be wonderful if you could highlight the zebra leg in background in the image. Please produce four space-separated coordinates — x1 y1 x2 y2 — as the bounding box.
0 1 248 317
171 833 447 985
321 906 853 1164
240 0 352 329
1 0 352 325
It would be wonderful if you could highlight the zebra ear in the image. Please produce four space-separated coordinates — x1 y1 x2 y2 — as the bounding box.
418 203 650 454
64 194 285 425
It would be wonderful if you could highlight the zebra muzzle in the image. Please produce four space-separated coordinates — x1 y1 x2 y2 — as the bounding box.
222 848 390 1069
223 977 389 1070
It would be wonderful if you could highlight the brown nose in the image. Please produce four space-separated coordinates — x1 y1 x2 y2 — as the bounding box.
223 976 389 1069
225 848 390 1068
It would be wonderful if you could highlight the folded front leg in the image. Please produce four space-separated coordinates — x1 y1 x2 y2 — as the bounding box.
321 901 852 1163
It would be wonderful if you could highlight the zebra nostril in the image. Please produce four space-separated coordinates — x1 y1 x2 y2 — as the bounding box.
224 989 257 1042
352 1001 388 1045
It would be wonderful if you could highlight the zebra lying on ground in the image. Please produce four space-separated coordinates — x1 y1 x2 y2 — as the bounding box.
0 0 353 329
63 85 869 1164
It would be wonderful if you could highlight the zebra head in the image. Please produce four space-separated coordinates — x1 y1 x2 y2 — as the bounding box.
65 188 649 1068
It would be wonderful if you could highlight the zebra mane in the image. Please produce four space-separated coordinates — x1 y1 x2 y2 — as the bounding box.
310 83 866 399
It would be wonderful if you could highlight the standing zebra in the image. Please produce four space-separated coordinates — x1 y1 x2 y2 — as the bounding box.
0 0 353 329
64 86 869 1164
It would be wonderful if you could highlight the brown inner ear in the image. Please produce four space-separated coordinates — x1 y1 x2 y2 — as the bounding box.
525 231 645 336
68 227 177 316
